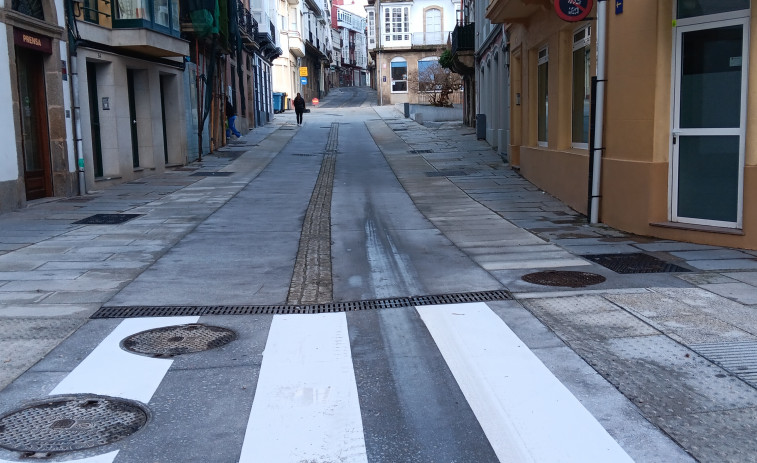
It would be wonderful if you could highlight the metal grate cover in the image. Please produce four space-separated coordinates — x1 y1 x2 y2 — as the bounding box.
0 395 148 454
409 149 433 154
581 252 690 274
121 324 236 358
91 290 513 319
74 214 142 225
691 341 757 387
190 172 234 177
522 270 606 288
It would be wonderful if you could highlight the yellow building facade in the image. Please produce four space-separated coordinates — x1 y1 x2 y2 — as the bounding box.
488 0 757 250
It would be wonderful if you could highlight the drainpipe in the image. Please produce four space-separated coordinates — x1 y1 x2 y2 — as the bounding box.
65 0 86 195
70 57 86 195
589 0 607 224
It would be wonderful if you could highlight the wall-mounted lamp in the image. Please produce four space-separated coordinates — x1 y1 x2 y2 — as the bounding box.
71 0 83 16
102 97 110 110
515 93 521 106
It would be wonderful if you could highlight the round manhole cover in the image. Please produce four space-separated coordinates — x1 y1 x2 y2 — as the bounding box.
0 395 148 454
120 324 236 358
522 270 606 288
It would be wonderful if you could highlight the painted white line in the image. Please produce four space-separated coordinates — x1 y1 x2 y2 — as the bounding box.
238 313 367 463
50 317 199 403
417 303 634 463
0 450 119 463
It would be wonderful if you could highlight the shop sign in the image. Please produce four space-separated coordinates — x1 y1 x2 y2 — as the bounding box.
13 29 52 54
554 0 593 22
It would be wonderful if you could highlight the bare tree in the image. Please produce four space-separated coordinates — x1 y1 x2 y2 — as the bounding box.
408 59 463 108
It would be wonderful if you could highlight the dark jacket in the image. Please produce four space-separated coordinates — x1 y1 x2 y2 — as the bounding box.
293 96 306 113
225 100 235 118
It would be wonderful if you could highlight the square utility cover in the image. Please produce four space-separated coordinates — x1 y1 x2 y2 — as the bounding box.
74 214 142 225
582 252 690 274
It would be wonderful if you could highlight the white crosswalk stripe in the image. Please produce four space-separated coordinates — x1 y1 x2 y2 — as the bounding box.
239 313 367 463
418 303 633 463
0 304 631 463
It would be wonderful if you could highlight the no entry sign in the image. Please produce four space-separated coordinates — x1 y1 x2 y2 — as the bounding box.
554 0 593 22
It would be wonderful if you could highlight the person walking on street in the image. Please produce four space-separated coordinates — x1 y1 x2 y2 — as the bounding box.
226 98 242 139
293 93 306 125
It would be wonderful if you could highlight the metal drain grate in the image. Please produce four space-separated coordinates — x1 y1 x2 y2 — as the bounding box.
410 149 433 154
426 170 467 177
190 171 234 177
121 324 236 358
522 270 606 288
74 214 142 225
0 395 148 454
91 290 513 319
690 341 757 387
581 253 690 274
292 153 319 157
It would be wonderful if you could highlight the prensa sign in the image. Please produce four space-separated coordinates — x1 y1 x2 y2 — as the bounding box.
554 0 593 22
13 29 52 54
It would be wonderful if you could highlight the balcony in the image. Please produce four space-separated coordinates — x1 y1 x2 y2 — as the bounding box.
75 0 188 57
288 30 305 57
486 0 547 24
379 31 450 50
450 22 474 75
238 0 259 46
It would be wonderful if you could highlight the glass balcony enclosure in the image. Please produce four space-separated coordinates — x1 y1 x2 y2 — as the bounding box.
113 0 181 37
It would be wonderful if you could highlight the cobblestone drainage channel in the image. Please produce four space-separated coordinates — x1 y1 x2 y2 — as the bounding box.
0 395 148 456
522 270 606 288
120 324 237 358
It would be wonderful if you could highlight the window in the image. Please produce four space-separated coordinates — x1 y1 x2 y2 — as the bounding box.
418 57 439 92
384 7 409 42
572 27 591 148
12 0 43 20
368 11 375 45
391 58 408 92
114 0 180 35
425 8 442 44
677 0 750 19
537 47 548 146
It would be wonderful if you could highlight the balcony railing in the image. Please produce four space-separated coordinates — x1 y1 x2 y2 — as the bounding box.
411 31 448 46
381 31 451 48
451 23 474 54
238 0 259 42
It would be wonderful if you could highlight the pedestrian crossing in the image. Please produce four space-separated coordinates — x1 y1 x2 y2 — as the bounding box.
0 303 633 463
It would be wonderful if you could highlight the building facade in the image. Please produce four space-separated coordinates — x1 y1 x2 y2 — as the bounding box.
487 0 757 249
333 2 366 86
0 0 75 212
366 0 461 105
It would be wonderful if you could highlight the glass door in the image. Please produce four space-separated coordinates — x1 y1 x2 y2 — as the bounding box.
672 18 748 228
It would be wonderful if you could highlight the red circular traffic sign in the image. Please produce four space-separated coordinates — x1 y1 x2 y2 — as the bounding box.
312 98 320 105
554 0 593 22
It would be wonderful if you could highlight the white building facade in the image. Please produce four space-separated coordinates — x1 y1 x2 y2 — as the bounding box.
366 0 460 105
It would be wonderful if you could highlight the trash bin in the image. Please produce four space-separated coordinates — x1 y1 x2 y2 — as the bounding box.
272 92 283 113
282 93 289 110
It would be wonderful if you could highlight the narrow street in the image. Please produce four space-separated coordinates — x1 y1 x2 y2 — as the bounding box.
0 87 755 462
